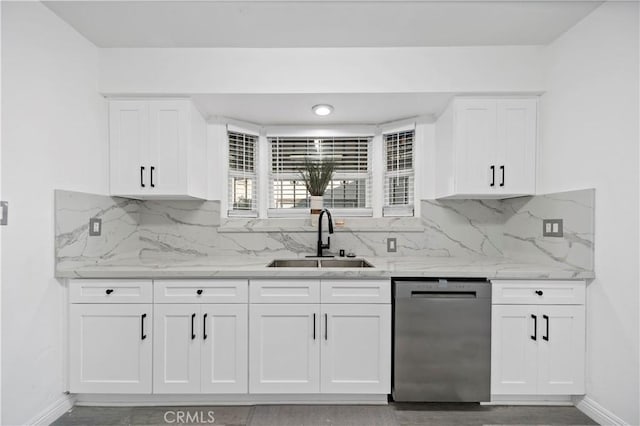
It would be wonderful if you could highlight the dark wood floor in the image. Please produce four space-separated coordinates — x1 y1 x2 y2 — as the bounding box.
52 403 598 426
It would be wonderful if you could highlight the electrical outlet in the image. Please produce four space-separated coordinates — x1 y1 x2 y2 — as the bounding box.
387 237 397 253
89 218 102 236
542 219 563 237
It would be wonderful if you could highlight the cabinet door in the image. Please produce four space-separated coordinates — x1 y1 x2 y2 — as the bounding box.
69 304 152 393
249 304 320 393
454 99 498 195
491 305 538 394
201 304 248 394
147 100 189 196
321 304 391 394
537 305 585 395
109 101 149 196
495 99 537 195
153 304 201 393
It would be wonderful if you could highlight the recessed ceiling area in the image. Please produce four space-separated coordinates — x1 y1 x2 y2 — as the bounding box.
43 1 602 48
190 93 455 124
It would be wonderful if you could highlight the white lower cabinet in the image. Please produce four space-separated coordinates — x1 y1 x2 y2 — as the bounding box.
491 280 586 396
154 303 248 394
321 304 391 394
249 304 320 393
536 305 586 394
249 279 391 395
69 278 391 397
69 303 153 393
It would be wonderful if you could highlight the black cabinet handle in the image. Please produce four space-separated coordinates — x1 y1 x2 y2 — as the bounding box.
140 166 145 188
324 313 328 341
141 313 147 340
105 289 114 295
543 314 549 341
313 314 316 340
150 166 155 188
500 165 505 187
490 165 495 187
191 313 196 340
535 290 544 296
531 314 537 341
197 289 203 295
203 313 208 340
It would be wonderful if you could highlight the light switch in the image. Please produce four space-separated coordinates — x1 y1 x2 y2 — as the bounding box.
387 237 397 253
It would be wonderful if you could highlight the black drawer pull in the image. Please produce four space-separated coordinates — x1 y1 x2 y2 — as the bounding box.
500 165 505 187
197 289 203 295
535 290 543 296
531 314 537 341
140 166 145 188
105 289 114 295
141 313 147 340
543 314 549 341
324 313 328 340
203 313 208 340
191 313 196 340
313 314 316 340
150 166 155 188
490 165 495 187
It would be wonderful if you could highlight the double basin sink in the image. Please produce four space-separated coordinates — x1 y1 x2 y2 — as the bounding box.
267 258 373 268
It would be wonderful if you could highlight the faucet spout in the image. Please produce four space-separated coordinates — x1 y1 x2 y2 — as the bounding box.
315 208 334 257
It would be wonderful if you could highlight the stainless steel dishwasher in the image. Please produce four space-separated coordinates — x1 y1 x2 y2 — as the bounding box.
392 278 491 402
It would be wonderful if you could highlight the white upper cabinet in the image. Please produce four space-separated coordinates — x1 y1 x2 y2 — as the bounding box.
435 97 537 199
109 99 207 199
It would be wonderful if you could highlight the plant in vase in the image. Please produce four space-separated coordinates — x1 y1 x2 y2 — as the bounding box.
299 158 335 224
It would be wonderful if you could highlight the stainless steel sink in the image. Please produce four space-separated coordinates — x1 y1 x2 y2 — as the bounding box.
319 259 374 268
266 258 373 268
267 259 319 268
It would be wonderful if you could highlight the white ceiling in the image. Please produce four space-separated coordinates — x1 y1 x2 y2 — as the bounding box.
44 1 602 48
191 93 454 124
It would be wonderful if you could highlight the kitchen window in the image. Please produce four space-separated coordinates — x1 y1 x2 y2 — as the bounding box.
269 137 372 216
227 130 258 217
383 129 415 216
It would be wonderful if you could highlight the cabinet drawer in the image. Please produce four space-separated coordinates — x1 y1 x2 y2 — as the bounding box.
154 280 248 303
70 280 152 303
491 280 585 305
321 279 390 304
250 279 320 303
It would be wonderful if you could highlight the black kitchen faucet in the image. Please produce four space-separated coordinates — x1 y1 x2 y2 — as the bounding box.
311 208 334 258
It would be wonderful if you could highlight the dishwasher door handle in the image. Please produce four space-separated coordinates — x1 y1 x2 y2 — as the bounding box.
410 291 477 299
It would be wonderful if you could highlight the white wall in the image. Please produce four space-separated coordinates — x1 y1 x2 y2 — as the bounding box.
98 46 545 95
539 2 639 424
1 3 108 425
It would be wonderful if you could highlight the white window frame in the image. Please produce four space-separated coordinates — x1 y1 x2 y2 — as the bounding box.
222 122 420 219
265 126 376 218
381 121 416 217
224 122 261 218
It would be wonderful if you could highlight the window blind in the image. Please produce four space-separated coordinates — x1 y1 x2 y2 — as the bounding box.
269 137 372 215
383 130 414 216
228 131 258 217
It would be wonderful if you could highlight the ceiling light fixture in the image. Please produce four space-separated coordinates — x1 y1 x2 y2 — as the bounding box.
312 104 334 116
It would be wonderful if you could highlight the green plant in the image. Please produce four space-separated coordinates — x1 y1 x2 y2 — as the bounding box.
299 158 335 196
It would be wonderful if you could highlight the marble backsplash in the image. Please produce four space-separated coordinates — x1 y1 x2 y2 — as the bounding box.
55 188 595 273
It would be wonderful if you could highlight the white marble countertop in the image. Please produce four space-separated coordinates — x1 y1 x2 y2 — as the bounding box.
57 255 594 280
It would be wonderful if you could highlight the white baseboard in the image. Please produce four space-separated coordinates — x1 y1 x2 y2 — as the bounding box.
74 393 388 407
485 394 573 406
574 395 629 426
26 394 75 426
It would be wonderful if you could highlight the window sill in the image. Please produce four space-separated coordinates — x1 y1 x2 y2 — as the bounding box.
218 217 424 233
